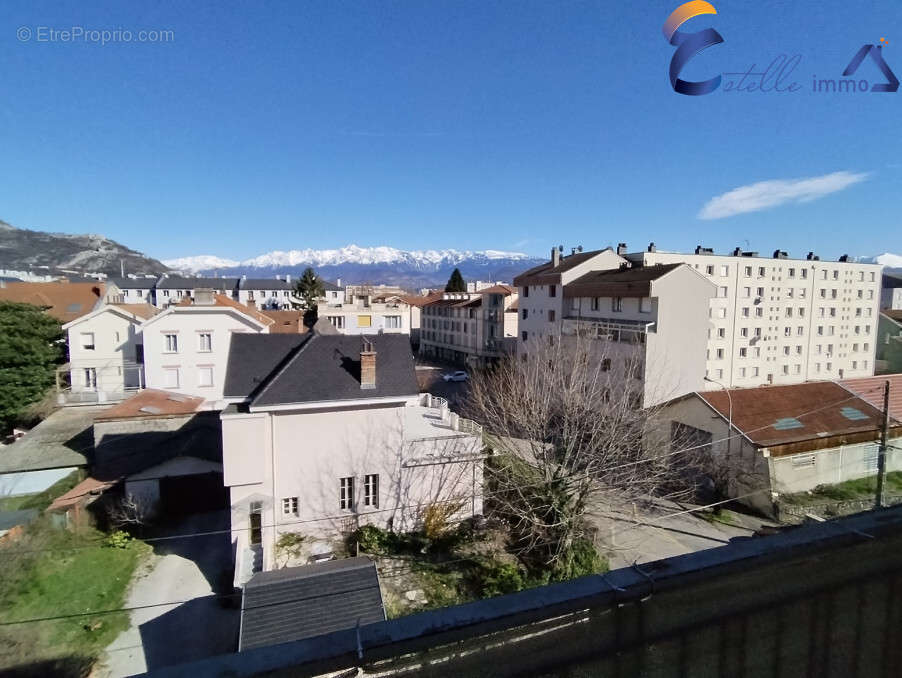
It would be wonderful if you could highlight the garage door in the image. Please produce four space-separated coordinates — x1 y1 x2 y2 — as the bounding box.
159 472 229 515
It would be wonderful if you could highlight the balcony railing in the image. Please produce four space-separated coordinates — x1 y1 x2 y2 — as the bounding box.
562 317 656 343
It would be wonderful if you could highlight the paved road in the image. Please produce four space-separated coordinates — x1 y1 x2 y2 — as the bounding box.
587 497 774 569
415 365 469 408
97 511 239 677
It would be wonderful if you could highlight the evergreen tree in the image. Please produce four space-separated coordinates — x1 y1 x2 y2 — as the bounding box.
292 267 326 318
445 268 467 293
0 302 64 433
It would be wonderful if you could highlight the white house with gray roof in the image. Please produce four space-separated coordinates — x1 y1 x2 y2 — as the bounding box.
220 332 484 585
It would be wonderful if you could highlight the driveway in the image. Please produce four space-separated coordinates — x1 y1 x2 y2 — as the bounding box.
587 496 776 569
97 511 239 677
416 365 470 408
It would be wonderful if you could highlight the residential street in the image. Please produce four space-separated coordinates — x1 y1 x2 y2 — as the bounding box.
97 511 239 677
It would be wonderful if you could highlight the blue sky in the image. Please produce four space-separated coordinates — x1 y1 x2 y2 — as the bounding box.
0 0 899 261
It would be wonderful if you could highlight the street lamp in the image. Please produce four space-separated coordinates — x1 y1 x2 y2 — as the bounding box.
704 376 733 459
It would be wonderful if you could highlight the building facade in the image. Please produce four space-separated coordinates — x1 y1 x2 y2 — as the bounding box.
319 293 412 335
419 286 519 366
237 277 298 310
140 293 272 403
221 333 484 583
153 276 240 308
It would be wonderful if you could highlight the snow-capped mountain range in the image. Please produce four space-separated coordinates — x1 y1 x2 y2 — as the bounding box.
163 245 544 288
863 252 902 269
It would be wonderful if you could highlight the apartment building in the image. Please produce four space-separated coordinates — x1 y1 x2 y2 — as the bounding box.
319 292 411 335
153 276 240 308
419 285 519 365
514 250 713 406
237 276 298 310
141 291 273 403
221 333 483 582
622 244 881 387
107 277 159 305
882 273 902 311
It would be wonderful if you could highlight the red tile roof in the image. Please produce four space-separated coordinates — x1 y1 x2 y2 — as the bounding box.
0 281 105 322
259 310 307 334
95 389 205 421
176 294 274 327
699 381 891 450
47 476 116 512
477 284 516 296
111 303 158 320
841 375 902 424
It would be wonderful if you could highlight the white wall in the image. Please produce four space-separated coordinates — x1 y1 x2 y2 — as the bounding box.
222 402 483 572
66 309 144 394
319 305 411 335
142 308 267 401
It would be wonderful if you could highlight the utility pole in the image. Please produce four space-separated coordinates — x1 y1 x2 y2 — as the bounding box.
875 380 891 510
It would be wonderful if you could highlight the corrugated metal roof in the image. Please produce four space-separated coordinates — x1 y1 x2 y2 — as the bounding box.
699 381 889 448
239 557 384 651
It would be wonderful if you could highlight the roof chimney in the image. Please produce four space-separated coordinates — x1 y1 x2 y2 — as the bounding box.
838 254 850 262
807 251 820 261
773 250 788 259
616 242 628 256
194 288 215 305
647 242 656 253
551 247 560 268
360 338 376 390
336 278 342 288
732 247 742 257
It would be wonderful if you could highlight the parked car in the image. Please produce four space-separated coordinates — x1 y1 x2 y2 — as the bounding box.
442 370 469 382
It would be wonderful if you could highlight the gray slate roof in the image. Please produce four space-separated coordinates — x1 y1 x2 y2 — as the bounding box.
250 333 418 407
223 334 312 399
156 276 240 291
239 557 384 651
321 280 342 291
239 278 294 291
107 277 159 290
0 406 107 473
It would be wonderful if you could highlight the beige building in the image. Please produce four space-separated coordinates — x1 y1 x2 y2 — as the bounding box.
662 381 902 518
319 291 412 335
419 285 519 366
221 333 484 584
514 245 882 403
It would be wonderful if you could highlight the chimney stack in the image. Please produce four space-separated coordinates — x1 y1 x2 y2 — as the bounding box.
616 242 628 256
551 247 560 268
360 338 377 389
647 242 656 253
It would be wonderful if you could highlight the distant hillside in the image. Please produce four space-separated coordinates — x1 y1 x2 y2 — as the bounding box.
0 220 169 277
164 245 545 288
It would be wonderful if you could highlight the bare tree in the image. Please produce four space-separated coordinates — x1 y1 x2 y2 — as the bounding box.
107 493 150 530
465 331 694 573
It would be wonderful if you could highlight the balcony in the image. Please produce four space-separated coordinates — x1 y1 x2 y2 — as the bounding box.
562 316 656 343
405 393 483 441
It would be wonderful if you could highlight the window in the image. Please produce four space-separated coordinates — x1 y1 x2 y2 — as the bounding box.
744 266 752 277
327 316 345 329
114 331 120 343
339 477 355 510
601 358 611 372
717 327 726 338
198 366 214 388
164 333 178 353
720 265 729 277
755 307 764 317
797 326 804 336
612 297 623 312
80 332 95 350
716 348 724 359
756 287 765 297
84 367 97 389
548 310 556 322
740 327 748 338
521 331 528 342
716 307 727 319
739 347 747 358
754 327 762 338
549 285 556 297
719 286 728 298
801 269 808 279
522 309 528 320
163 367 180 389
791 454 816 469
385 315 402 329
706 265 714 275
752 367 760 377
743 287 751 297
783 346 790 356
523 286 529 298
357 315 372 328
282 497 299 516
640 297 652 313
742 307 750 318
198 332 212 352
364 474 379 508
739 367 746 377
591 297 599 311
788 268 795 278
758 267 766 277
785 308 793 318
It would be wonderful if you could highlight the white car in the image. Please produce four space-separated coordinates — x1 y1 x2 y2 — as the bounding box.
442 370 469 382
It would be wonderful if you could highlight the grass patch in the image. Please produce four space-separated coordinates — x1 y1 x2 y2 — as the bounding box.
0 493 39 511
699 508 737 526
0 471 82 513
0 515 150 676
780 471 902 506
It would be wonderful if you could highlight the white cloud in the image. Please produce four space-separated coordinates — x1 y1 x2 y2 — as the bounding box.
698 171 869 220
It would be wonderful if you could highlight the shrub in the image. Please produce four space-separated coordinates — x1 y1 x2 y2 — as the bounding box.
105 530 132 549
353 525 395 555
275 532 306 565
549 538 607 582
422 501 463 540
478 560 524 598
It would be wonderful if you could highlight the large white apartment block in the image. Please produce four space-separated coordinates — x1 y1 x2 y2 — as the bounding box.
623 244 881 387
419 285 519 365
514 249 714 406
107 277 159 305
141 292 273 403
153 276 240 308
882 273 902 310
61 304 157 402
